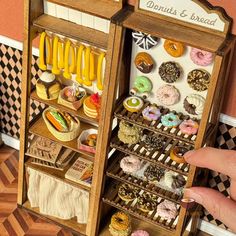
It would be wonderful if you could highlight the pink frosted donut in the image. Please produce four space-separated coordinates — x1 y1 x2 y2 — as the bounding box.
179 119 199 135
131 230 149 236
120 156 142 173
156 85 180 106
142 105 161 121
157 200 177 220
190 48 213 66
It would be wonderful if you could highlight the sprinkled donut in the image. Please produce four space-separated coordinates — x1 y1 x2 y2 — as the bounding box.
118 184 139 203
164 40 185 58
142 105 161 121
143 135 164 151
187 69 211 92
156 85 180 106
120 155 142 174
144 164 165 182
137 193 158 213
134 52 154 74
161 113 181 128
132 31 159 50
179 119 199 135
190 48 214 66
184 94 205 115
157 200 178 220
159 62 182 83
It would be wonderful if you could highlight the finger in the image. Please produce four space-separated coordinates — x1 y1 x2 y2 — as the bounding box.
184 147 236 180
230 180 236 201
185 187 236 232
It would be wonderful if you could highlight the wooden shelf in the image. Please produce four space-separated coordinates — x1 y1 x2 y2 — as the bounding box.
29 116 95 160
102 180 180 232
33 14 108 49
25 157 91 191
22 201 86 235
122 11 226 52
47 0 122 20
31 90 98 126
107 153 182 204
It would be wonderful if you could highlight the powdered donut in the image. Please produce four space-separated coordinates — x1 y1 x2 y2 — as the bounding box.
190 48 214 66
120 156 142 174
156 85 180 106
157 200 177 220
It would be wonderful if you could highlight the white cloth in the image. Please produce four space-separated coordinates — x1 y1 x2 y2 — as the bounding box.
27 167 89 224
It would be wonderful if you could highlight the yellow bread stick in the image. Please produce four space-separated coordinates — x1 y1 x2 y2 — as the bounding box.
39 32 47 70
89 52 95 81
46 35 52 65
52 36 60 75
76 44 85 84
63 40 72 79
97 52 106 91
83 46 92 86
69 44 76 74
58 41 64 70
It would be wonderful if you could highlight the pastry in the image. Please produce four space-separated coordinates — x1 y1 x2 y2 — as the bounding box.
156 85 180 106
157 200 178 220
159 61 182 83
164 40 185 58
134 52 154 73
131 230 149 236
142 105 161 121
132 31 159 50
36 71 61 100
164 171 186 189
83 93 101 119
183 94 205 115
179 120 199 135
123 96 144 113
83 134 97 147
130 76 152 99
190 48 214 66
144 164 165 182
143 135 164 151
120 155 142 174
170 146 188 164
137 193 157 213
187 69 211 92
118 184 139 203
161 113 181 128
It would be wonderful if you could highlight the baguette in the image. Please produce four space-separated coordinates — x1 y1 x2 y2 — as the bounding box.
46 110 69 132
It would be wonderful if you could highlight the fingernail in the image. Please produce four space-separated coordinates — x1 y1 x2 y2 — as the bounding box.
184 150 195 160
184 188 203 205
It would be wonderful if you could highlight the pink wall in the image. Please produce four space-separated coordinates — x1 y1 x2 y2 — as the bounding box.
0 0 235 117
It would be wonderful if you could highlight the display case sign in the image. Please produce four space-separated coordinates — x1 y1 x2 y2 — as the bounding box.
138 0 227 32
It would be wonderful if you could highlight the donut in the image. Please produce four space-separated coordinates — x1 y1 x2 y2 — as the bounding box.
142 105 161 121
134 52 154 74
132 31 159 50
164 40 185 58
131 230 149 236
143 135 164 151
134 76 153 94
119 120 141 136
170 146 188 163
159 61 182 83
120 155 142 173
161 113 181 128
187 69 211 92
190 48 214 66
157 200 177 220
137 193 158 213
156 85 180 106
118 130 140 145
164 171 186 189
144 164 165 182
179 119 199 135
183 94 205 115
118 184 139 203
123 96 144 113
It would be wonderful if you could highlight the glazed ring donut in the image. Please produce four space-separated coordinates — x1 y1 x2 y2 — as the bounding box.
156 85 180 106
161 113 181 128
123 96 144 113
118 184 139 203
157 200 177 220
119 120 141 136
142 105 161 121
170 146 188 163
187 69 211 92
137 193 158 213
190 48 214 66
159 61 182 83
179 119 199 135
134 52 154 74
120 155 142 173
132 31 159 50
183 94 205 115
164 40 185 58
111 212 130 231
134 76 153 93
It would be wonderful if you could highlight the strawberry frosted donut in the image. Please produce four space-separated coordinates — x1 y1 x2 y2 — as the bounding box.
157 200 177 220
131 230 149 236
120 156 142 174
190 48 214 66
179 119 199 135
156 85 180 106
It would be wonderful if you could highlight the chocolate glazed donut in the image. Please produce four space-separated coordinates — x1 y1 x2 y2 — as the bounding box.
134 52 154 74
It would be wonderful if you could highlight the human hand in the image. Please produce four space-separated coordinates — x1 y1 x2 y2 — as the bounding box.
184 147 236 232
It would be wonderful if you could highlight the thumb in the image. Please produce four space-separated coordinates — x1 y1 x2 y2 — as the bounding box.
185 187 236 233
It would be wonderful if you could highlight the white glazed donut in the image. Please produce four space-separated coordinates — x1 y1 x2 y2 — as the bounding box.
120 155 142 174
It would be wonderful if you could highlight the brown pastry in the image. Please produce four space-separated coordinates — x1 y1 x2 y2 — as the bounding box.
134 52 154 74
118 184 139 203
137 193 158 212
159 61 182 83
187 69 210 91
144 164 165 182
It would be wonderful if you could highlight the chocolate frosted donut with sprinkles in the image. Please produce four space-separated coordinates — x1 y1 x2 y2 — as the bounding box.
159 61 182 83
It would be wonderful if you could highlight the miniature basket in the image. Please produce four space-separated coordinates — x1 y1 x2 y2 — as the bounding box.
58 86 86 111
43 107 81 142
77 129 98 154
